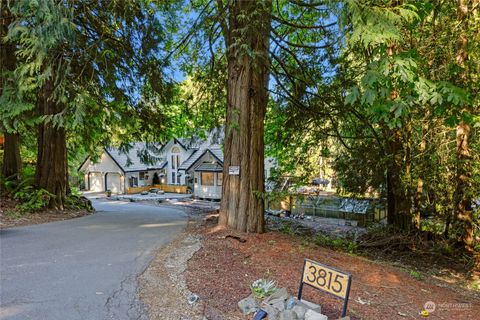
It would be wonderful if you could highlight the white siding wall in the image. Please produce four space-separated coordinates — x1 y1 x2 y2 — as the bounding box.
81 152 123 192
193 171 222 200
83 153 123 174
106 173 122 193
264 157 277 180
164 141 190 185
125 170 164 188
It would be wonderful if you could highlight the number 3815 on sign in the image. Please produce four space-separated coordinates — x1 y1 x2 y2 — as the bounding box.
302 260 350 299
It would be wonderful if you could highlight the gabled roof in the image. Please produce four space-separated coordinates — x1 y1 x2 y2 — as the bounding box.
178 148 223 171
105 142 167 172
194 162 223 172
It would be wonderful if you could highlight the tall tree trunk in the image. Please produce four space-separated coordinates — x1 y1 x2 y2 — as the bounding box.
414 121 428 229
35 78 68 210
454 122 473 250
1 0 22 182
219 0 272 233
452 0 475 251
386 169 395 225
386 129 412 230
2 133 21 181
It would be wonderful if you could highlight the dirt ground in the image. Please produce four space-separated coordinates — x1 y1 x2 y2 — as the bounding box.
185 222 479 320
0 197 92 228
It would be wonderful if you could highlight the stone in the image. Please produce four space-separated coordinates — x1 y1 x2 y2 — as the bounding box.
279 309 298 320
238 295 259 315
187 294 199 305
265 288 289 303
286 297 296 310
292 305 307 319
304 309 328 320
254 310 268 320
271 299 285 312
262 304 280 319
297 299 321 313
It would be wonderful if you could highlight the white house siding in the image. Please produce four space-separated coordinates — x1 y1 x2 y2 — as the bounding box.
264 157 277 180
81 153 124 192
106 172 122 193
164 140 191 185
124 170 165 189
88 172 104 192
193 171 222 200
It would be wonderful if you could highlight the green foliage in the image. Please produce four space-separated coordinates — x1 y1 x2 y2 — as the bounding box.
14 186 53 212
64 194 93 212
278 221 294 235
407 269 422 280
250 279 277 299
314 233 357 254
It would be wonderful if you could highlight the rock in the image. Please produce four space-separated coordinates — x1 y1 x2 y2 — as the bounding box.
304 309 328 320
262 304 279 319
279 310 298 320
254 309 268 320
187 294 199 305
271 299 285 311
292 305 307 319
297 299 321 313
238 295 259 315
286 297 296 310
265 288 289 303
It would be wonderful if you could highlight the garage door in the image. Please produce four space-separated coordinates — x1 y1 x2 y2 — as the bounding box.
106 173 122 193
89 172 104 192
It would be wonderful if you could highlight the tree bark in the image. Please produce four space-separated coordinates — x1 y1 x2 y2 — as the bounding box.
2 133 22 181
1 0 22 182
219 0 272 233
453 122 473 250
385 129 412 230
452 0 475 251
414 121 428 229
35 78 68 210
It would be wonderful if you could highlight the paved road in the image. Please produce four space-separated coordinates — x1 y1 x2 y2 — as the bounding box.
0 200 187 320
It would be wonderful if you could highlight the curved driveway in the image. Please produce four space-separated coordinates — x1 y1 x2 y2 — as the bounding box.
0 199 187 320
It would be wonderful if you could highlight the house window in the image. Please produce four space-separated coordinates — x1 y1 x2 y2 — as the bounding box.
177 174 181 184
171 155 181 169
139 172 149 181
171 147 180 170
129 176 138 187
217 172 223 186
201 172 214 186
171 172 175 184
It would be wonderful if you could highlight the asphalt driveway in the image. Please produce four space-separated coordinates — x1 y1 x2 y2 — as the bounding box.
0 199 187 320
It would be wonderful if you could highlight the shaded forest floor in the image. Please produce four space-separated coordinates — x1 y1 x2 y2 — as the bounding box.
0 196 92 228
182 218 479 320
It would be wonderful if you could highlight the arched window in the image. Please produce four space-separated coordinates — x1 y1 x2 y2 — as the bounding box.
171 146 181 171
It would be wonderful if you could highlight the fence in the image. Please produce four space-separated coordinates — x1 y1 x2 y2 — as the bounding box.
267 195 387 227
126 184 188 194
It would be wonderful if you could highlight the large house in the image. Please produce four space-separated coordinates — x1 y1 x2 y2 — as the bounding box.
79 132 274 199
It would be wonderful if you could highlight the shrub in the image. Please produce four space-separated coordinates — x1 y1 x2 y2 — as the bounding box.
250 279 277 299
15 187 53 212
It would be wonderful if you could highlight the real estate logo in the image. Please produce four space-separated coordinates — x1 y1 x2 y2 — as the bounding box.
424 301 436 313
